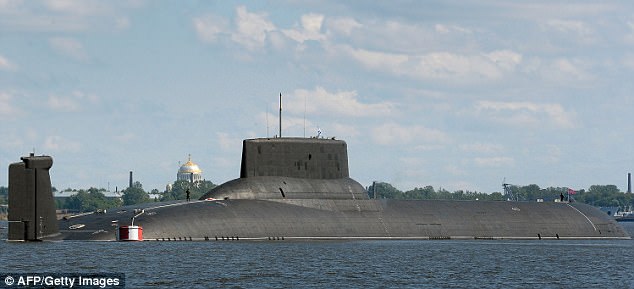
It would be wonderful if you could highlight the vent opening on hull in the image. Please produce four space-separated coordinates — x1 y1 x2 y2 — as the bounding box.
279 188 286 198
216 236 240 241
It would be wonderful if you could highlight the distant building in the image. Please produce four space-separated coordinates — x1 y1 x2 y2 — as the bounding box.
177 154 203 183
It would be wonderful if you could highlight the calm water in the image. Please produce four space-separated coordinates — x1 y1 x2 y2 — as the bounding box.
1 221 633 289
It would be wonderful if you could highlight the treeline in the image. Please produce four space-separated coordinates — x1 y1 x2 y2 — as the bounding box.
368 183 505 201
0 179 218 213
368 182 634 208
2 181 632 212
56 187 121 212
53 180 218 212
160 180 217 202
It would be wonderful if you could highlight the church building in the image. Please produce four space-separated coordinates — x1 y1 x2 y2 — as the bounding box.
177 154 203 183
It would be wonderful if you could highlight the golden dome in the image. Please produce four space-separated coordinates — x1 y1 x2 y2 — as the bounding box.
179 155 202 174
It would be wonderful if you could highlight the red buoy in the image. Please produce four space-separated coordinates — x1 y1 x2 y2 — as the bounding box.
117 225 143 241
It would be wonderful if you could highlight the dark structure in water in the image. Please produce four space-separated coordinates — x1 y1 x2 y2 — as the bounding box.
7 137 630 241
7 154 57 241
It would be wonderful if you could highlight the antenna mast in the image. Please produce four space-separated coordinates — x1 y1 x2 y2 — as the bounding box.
279 92 282 138
503 178 515 201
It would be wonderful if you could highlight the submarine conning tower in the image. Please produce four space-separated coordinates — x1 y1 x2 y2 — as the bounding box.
202 137 368 200
240 137 349 179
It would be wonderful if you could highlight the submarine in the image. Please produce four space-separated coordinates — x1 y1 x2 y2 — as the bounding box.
7 137 630 241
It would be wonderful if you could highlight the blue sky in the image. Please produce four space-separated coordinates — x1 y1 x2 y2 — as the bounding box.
1 0 633 194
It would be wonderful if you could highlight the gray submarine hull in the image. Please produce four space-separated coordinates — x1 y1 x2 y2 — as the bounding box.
57 192 627 241
8 137 630 241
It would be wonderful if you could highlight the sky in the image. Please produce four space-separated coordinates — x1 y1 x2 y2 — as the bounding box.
1 0 633 194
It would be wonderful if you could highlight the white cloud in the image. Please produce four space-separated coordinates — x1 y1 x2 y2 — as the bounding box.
522 57 592 84
414 50 522 81
48 91 98 112
193 7 277 50
460 142 505 154
326 17 362 36
282 13 326 44
434 24 471 34
371 123 450 146
549 58 591 81
340 45 522 82
343 46 408 74
544 19 595 42
0 1 142 32
0 54 13 70
485 50 523 71
330 18 475 56
44 0 107 15
231 6 276 50
48 95 79 111
546 19 587 33
289 86 394 117
193 14 229 43
417 52 488 79
366 20 439 53
475 101 576 129
42 135 81 152
49 37 87 61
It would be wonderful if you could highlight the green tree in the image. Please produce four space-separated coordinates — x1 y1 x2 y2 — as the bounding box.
122 186 150 206
161 180 217 201
65 188 121 212
405 186 436 199
576 185 628 207
367 182 403 199
488 192 505 201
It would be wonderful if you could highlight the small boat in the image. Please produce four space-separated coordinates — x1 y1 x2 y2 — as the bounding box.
614 207 634 222
615 214 634 222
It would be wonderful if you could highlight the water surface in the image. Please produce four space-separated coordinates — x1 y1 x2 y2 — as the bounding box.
1 221 633 288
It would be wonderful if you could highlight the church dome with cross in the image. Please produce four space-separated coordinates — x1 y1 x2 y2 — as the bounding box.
177 154 203 182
